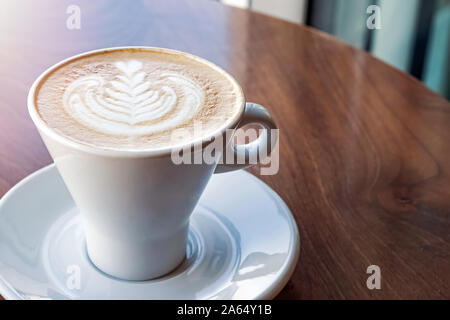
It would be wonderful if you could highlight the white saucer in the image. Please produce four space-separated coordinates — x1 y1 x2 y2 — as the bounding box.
0 164 299 300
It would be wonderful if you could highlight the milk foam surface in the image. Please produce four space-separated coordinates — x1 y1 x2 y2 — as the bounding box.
36 49 243 150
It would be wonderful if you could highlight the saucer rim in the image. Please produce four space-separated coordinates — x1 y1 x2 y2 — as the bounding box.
0 164 300 300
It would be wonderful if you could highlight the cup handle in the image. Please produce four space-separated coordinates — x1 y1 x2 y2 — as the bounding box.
215 102 278 173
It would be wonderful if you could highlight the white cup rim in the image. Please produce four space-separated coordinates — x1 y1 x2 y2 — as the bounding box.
27 46 245 158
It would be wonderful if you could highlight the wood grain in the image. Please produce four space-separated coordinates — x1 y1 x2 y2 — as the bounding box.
0 0 449 299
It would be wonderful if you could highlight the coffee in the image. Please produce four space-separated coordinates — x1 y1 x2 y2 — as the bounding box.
35 48 243 150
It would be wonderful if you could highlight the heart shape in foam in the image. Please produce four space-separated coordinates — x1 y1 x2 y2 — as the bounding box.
115 60 143 77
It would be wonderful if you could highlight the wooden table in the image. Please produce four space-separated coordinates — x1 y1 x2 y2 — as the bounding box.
0 0 449 300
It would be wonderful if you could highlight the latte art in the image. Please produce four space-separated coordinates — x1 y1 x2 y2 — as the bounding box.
35 48 243 150
63 59 205 135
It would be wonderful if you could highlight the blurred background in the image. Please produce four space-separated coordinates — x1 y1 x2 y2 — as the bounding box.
218 0 450 100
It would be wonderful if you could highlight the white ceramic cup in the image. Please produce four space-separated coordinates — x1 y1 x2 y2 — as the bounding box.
28 47 278 280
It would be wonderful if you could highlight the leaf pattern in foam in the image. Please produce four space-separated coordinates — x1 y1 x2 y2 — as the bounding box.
62 59 205 135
